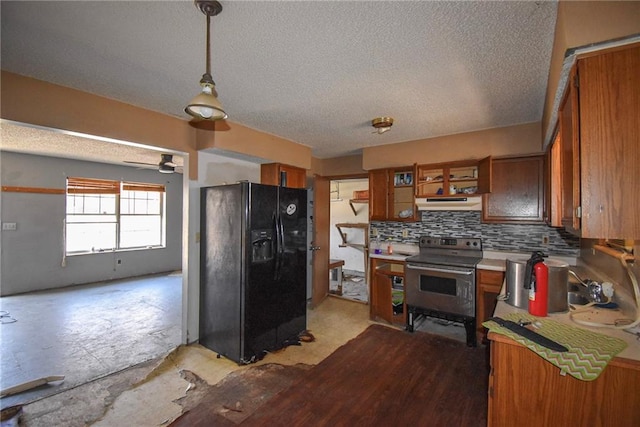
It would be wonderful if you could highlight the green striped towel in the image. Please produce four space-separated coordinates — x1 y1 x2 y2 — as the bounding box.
483 313 627 381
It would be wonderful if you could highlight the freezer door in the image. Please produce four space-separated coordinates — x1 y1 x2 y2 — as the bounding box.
199 184 245 361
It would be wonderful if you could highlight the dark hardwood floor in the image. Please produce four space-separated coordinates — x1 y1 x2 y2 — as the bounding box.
172 324 489 426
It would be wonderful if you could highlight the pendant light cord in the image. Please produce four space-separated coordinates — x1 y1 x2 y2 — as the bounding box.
205 13 211 78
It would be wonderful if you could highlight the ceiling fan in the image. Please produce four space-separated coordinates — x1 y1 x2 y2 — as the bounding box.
124 154 182 174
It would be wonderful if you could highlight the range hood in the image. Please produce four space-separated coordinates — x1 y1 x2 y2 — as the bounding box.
415 196 482 211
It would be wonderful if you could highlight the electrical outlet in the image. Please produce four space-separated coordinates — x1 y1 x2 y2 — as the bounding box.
542 234 549 245
402 229 409 238
371 227 378 236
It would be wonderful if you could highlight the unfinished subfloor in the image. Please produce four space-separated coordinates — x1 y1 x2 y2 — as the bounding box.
0 273 182 409
17 296 372 426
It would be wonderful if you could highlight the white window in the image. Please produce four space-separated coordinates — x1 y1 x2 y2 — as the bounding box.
66 178 166 254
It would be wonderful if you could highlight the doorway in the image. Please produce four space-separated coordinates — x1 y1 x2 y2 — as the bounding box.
328 178 369 303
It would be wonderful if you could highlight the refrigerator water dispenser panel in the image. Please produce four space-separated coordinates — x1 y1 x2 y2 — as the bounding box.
251 229 274 262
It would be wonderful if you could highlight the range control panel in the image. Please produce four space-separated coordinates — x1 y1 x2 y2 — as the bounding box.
418 236 482 250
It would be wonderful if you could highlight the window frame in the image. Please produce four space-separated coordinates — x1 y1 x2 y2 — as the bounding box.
65 177 166 255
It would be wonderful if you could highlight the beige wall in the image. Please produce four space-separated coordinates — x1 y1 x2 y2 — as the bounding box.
362 122 541 170
542 1 640 140
1 71 199 178
194 121 312 170
0 71 314 179
311 154 366 178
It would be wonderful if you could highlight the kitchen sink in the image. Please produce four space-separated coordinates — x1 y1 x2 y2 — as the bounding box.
568 291 590 306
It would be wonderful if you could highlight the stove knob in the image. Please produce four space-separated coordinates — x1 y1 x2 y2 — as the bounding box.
466 241 470 246
473 242 478 246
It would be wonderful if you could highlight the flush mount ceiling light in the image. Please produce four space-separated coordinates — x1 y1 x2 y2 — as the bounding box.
371 117 394 134
185 0 228 121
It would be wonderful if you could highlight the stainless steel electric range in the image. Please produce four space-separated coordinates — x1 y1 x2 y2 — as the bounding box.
405 236 483 346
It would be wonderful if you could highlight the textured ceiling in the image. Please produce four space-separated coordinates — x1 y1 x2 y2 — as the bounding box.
1 0 557 164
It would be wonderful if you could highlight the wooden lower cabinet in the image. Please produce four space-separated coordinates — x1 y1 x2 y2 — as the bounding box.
476 269 504 344
370 258 405 325
488 335 640 427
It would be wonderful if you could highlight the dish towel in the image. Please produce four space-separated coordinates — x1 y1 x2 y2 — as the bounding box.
483 313 627 381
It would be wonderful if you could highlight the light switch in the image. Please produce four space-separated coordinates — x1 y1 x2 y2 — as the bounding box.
2 222 17 231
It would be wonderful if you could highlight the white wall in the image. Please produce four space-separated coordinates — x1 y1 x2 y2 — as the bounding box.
184 151 261 343
329 179 368 273
0 151 183 295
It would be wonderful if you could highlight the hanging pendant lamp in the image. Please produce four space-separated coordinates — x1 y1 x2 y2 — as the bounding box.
185 0 228 121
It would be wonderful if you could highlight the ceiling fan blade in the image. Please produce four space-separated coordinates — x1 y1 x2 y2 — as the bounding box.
123 160 156 166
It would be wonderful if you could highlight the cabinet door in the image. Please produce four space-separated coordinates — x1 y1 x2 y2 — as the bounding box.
369 169 389 221
577 45 640 239
482 156 545 223
559 67 581 234
280 165 307 189
389 168 416 221
372 271 393 324
476 269 504 344
476 156 492 194
260 163 307 189
548 133 563 227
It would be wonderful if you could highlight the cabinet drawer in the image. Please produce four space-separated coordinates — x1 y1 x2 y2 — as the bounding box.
478 269 504 286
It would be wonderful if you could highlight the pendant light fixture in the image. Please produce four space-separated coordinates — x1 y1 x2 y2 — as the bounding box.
185 0 228 121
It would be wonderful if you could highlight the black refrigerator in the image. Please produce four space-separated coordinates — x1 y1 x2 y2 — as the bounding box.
200 182 307 364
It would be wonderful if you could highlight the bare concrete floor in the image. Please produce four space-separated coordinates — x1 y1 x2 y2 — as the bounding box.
19 297 373 426
0 273 182 409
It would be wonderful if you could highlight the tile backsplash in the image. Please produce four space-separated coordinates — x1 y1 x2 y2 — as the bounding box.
371 211 580 256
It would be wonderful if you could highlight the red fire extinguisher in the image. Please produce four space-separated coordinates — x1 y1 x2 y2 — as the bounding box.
529 261 549 317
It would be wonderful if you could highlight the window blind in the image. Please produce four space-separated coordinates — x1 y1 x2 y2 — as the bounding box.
67 177 120 194
122 181 165 192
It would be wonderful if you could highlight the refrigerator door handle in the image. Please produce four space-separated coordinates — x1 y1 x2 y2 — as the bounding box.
272 213 279 280
275 214 285 280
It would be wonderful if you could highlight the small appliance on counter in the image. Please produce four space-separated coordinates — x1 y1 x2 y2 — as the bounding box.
504 253 569 314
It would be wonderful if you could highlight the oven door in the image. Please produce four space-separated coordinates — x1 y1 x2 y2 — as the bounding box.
405 263 475 317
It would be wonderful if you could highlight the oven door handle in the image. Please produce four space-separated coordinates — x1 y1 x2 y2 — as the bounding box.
406 264 474 275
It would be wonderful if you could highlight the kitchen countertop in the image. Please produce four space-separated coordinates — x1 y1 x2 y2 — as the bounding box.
493 284 640 363
477 250 579 272
369 243 418 262
369 253 410 262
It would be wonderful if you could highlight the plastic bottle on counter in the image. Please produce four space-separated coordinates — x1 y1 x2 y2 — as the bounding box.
387 239 394 255
371 237 381 255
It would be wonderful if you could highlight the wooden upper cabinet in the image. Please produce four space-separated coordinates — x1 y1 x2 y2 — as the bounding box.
559 66 581 234
369 168 389 221
415 157 491 198
576 45 640 239
547 132 563 227
482 155 545 224
368 167 416 222
260 163 307 189
553 44 640 239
